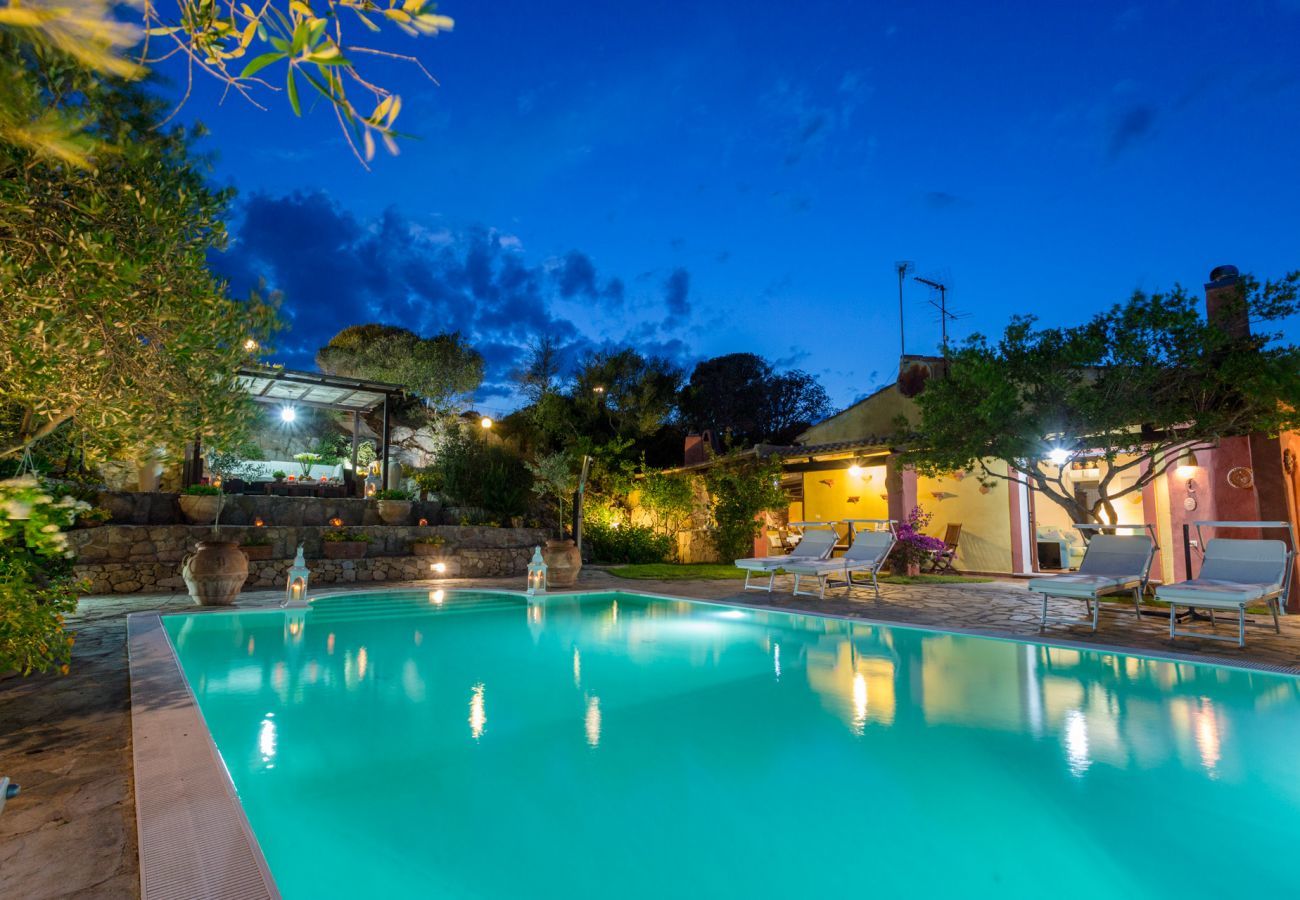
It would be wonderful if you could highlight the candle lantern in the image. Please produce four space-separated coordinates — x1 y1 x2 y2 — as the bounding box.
283 543 310 608
287 474 296 483
526 546 548 596
212 476 222 490
364 474 380 498
418 518 429 527
254 517 265 527
329 516 343 527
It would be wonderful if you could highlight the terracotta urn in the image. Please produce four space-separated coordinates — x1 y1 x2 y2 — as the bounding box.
181 540 249 606
377 499 412 525
542 538 582 587
324 540 368 559
905 562 921 577
178 493 223 525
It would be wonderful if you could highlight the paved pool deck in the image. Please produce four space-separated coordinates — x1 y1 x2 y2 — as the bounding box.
4 569 1300 898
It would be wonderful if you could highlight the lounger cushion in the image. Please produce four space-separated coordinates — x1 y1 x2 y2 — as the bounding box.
784 558 883 576
1155 579 1276 608
1028 574 1140 599
735 556 793 571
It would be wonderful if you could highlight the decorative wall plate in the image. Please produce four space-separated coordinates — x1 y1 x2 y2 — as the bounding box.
1226 466 1255 490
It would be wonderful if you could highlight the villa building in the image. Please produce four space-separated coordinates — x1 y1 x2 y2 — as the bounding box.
685 267 1300 600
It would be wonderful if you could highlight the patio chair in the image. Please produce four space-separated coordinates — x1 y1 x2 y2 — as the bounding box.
785 523 897 600
929 523 962 573
1029 527 1156 632
734 527 838 592
1157 520 1296 648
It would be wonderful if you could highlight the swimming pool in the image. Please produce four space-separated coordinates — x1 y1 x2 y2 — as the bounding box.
162 589 1300 898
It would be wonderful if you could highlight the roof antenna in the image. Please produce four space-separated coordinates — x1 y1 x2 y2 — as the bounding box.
913 275 964 358
894 261 912 358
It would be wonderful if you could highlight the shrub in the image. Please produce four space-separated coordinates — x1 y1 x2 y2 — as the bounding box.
183 484 222 496
437 431 532 519
639 469 695 535
0 477 85 675
703 454 787 562
241 532 273 546
373 489 414 501
323 530 372 543
412 535 446 545
584 521 672 564
271 470 287 480
888 507 947 570
412 468 443 496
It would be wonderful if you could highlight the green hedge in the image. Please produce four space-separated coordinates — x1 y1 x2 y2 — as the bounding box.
583 521 672 564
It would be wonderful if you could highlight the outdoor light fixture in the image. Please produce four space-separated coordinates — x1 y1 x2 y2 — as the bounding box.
1175 449 1199 480
254 517 264 527
526 546 548 595
243 338 259 352
848 464 864 477
418 518 429 527
1047 447 1070 466
432 561 447 575
593 385 606 395
280 406 297 424
283 544 310 608
329 516 343 527
480 416 494 430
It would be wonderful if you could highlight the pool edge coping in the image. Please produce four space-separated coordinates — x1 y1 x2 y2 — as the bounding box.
127 611 280 900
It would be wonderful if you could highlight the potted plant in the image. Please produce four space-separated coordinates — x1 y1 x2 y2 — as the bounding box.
373 488 414 525
240 531 275 561
888 506 948 577
180 487 248 606
412 468 443 502
294 452 321 479
271 470 287 483
178 484 224 525
74 506 112 528
323 529 372 559
411 535 446 557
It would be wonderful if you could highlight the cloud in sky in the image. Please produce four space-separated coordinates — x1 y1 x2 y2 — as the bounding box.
1107 103 1157 158
212 191 694 399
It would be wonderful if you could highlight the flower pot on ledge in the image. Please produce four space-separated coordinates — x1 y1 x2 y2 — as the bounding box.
179 493 223 525
411 541 446 557
324 540 369 559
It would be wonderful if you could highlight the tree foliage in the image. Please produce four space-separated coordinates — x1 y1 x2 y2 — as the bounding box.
702 452 787 562
0 0 454 166
0 42 281 463
679 352 831 445
317 324 484 415
903 274 1300 523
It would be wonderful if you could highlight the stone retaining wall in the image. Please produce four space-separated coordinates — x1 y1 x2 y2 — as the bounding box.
69 524 547 594
94 491 449 527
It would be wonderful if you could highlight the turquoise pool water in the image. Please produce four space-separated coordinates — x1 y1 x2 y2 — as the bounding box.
163 590 1300 898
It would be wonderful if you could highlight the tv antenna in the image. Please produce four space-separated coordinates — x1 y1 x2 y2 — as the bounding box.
894 261 912 357
913 275 965 358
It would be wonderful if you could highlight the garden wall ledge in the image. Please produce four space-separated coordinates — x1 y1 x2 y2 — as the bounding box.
68 524 548 594
94 490 448 526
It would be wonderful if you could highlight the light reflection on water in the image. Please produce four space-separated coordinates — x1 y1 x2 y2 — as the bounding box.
164 591 1300 899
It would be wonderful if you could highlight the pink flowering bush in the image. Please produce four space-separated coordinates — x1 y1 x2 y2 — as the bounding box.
889 506 948 570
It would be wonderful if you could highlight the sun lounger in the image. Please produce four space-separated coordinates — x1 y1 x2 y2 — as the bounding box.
734 527 838 592
1030 528 1156 632
1157 521 1295 647
784 524 896 599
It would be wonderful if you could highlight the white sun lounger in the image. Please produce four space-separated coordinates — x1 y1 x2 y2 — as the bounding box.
1029 527 1156 632
785 523 896 600
734 527 838 592
1157 521 1296 648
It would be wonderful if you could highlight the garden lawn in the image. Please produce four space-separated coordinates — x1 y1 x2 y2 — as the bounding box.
604 563 993 584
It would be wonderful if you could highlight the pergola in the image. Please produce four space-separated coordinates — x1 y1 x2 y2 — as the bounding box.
186 365 407 489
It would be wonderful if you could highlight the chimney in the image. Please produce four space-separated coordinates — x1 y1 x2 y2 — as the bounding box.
1205 264 1249 340
683 431 713 466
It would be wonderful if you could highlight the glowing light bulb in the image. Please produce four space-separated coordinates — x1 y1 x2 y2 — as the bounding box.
848 464 863 477
432 562 447 574
280 406 297 423
480 416 493 429
1047 447 1069 466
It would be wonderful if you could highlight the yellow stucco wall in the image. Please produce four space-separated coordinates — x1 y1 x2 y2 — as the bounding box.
917 465 1013 573
800 464 889 524
797 384 919 444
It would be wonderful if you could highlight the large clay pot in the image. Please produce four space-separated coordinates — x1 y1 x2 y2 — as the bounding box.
181 540 248 606
377 499 412 525
179 493 223 525
543 539 582 587
324 540 368 559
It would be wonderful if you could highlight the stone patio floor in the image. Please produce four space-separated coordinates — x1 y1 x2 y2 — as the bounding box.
5 569 1300 899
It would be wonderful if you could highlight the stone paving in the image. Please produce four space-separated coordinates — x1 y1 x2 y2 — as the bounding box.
4 570 1300 898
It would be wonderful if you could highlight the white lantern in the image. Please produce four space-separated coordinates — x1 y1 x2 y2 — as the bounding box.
283 543 310 608
526 546 548 596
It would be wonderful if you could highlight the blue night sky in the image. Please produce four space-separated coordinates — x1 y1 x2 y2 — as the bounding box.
164 0 1300 414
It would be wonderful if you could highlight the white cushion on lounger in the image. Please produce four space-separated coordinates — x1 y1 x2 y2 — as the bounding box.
1155 579 1273 608
1027 574 1138 599
734 530 836 571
